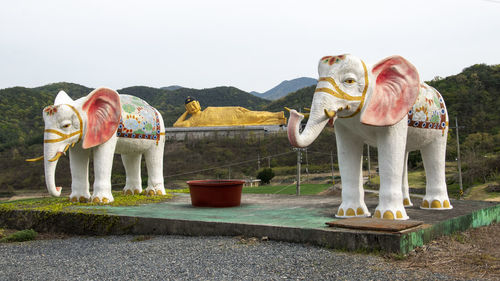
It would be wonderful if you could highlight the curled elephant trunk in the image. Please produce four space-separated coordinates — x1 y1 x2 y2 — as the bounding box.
287 107 330 148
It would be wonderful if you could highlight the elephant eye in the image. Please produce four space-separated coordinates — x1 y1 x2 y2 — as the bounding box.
62 124 71 129
344 78 356 84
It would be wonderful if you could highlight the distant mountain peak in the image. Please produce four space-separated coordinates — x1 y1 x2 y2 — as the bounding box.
161 85 184 91
250 77 317 100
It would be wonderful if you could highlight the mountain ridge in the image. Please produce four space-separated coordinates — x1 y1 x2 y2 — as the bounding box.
251 77 317 100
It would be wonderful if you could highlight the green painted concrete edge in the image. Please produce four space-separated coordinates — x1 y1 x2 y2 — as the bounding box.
399 203 500 254
0 208 402 252
1 203 499 254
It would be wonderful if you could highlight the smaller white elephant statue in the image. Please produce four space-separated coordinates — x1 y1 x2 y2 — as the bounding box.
287 54 452 220
27 88 166 203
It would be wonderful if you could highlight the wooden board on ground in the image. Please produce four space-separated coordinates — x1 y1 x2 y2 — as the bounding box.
326 218 423 232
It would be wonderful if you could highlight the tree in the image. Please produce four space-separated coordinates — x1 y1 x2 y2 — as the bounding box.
257 168 275 185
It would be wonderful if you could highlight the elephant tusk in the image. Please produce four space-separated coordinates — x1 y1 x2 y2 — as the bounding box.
26 155 44 162
324 109 336 119
63 144 70 155
48 152 63 162
304 108 311 112
284 107 291 112
71 142 76 148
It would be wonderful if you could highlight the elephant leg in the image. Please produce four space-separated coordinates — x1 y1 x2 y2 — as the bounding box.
335 124 370 218
420 135 452 209
144 142 166 196
402 152 413 207
69 147 91 203
374 122 409 220
91 135 117 203
121 153 143 195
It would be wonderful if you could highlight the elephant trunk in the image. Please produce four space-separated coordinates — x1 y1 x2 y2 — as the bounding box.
43 144 62 197
287 106 330 148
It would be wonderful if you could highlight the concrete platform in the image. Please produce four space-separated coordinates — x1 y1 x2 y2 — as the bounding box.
1 193 499 253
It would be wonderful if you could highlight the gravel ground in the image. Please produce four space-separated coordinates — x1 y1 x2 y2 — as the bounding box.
0 235 467 281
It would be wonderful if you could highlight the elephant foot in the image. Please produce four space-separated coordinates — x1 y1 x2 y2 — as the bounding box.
145 185 166 196
69 193 91 203
91 193 114 204
420 197 452 210
335 204 370 218
70 196 89 203
403 198 413 207
123 188 142 196
373 206 409 220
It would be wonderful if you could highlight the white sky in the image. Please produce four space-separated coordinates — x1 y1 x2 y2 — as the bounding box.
1 0 499 93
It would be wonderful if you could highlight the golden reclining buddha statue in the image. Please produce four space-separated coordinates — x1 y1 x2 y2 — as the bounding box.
173 97 287 127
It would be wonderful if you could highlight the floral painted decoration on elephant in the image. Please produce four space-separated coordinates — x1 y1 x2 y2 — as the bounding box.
320 55 346 65
117 95 162 144
408 83 448 135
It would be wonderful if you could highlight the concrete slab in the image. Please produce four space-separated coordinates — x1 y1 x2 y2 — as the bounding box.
0 193 499 254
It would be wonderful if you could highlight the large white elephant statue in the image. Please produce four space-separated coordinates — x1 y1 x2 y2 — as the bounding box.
27 88 166 203
287 54 452 220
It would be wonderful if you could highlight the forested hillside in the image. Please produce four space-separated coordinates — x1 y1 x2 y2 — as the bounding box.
0 63 498 193
0 84 268 151
427 64 500 137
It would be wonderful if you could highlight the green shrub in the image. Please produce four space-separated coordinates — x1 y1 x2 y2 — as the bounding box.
257 168 275 185
0 229 37 242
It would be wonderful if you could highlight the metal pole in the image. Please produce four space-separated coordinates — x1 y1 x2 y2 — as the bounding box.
257 153 260 171
330 150 335 185
305 148 309 183
456 117 463 199
367 144 371 184
296 149 301 196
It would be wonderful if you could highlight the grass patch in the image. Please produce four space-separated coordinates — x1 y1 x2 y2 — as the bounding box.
242 184 330 195
0 191 174 214
166 188 189 194
407 171 426 189
0 229 37 243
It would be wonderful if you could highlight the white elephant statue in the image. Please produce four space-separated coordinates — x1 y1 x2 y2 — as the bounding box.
27 88 166 203
287 54 452 220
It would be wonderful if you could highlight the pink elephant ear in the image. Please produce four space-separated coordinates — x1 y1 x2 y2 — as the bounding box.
82 88 121 149
360 56 420 126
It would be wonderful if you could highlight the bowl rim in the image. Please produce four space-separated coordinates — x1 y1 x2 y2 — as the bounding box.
186 179 245 187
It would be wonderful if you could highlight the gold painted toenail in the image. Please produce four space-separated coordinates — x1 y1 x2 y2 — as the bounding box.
102 198 109 203
71 197 78 202
356 207 364 215
374 210 381 218
383 211 394 220
421 200 429 208
134 190 140 195
156 190 163 195
403 198 411 206
337 208 344 216
346 208 355 216
396 211 403 219
125 190 132 195
92 197 100 203
79 196 87 203
431 200 442 208
443 200 450 208
148 190 155 196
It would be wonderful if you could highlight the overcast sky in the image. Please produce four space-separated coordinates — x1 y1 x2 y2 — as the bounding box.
1 0 499 93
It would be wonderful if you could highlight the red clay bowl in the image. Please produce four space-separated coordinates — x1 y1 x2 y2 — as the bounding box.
187 180 245 207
